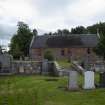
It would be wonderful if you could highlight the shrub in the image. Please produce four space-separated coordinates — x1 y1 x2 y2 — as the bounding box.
44 50 54 61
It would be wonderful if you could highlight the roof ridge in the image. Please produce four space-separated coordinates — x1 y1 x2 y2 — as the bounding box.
37 34 97 37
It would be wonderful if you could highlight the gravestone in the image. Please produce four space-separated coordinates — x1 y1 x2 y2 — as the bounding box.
58 70 63 76
0 52 13 73
98 72 105 87
19 65 24 73
18 58 24 74
68 70 79 90
83 71 95 89
48 62 54 76
42 59 48 74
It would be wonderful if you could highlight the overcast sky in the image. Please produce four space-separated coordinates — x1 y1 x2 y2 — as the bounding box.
0 0 105 46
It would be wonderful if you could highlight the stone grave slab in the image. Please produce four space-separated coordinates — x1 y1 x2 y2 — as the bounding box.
19 65 24 73
42 59 48 74
0 53 13 73
83 71 95 89
68 70 79 90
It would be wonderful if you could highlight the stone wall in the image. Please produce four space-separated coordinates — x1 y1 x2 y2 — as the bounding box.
11 60 58 75
12 61 42 74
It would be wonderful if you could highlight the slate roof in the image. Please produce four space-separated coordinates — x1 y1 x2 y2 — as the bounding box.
30 34 99 48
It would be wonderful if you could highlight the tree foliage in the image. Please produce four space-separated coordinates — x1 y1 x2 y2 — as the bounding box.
87 22 105 58
10 21 36 59
71 26 87 34
44 29 70 36
44 50 54 61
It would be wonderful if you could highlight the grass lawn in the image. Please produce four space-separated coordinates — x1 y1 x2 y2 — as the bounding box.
0 75 105 105
57 59 71 69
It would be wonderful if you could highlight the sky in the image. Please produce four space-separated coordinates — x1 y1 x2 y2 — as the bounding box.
0 0 105 46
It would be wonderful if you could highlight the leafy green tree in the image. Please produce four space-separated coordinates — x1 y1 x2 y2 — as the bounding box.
62 29 70 35
94 33 105 59
55 29 70 36
10 21 36 59
44 50 54 61
87 22 105 59
87 22 105 34
57 29 63 35
71 26 87 34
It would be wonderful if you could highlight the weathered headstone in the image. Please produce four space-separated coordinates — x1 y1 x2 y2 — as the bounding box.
83 71 95 89
42 59 48 74
98 72 105 87
25 63 31 74
58 70 63 76
68 70 79 90
19 65 24 73
0 53 13 73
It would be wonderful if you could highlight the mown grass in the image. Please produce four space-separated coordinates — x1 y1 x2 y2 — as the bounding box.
57 59 71 69
0 74 105 105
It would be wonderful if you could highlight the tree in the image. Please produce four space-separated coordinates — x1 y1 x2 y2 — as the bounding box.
87 22 105 34
44 50 54 61
10 21 36 59
87 22 105 59
48 32 52 36
56 29 70 36
94 33 105 59
71 26 87 34
57 29 63 35
62 29 70 35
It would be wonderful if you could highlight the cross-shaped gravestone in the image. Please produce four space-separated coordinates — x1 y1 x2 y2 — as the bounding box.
68 70 79 90
83 71 95 89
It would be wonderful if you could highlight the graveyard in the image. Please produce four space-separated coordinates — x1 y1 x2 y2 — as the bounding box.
1 46 105 105
0 75 105 105
1 0 105 104
0 24 105 105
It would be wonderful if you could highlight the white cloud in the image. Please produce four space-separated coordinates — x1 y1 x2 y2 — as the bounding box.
30 0 105 31
66 0 105 25
0 0 105 46
0 0 37 22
